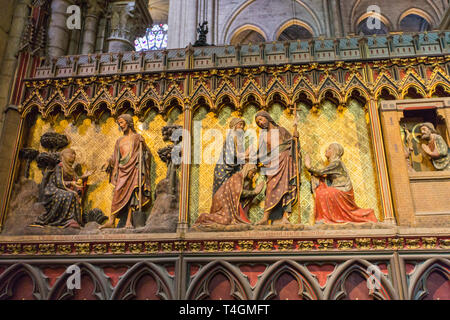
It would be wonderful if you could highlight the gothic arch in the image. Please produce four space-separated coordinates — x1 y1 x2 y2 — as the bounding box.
185 260 252 300
401 84 426 99
114 99 135 117
408 258 450 300
345 87 369 107
274 19 314 41
430 83 450 97
229 24 267 45
318 88 343 108
89 100 112 120
324 259 398 300
139 97 160 117
0 263 48 300
162 96 184 114
374 85 399 101
111 262 174 300
215 93 239 112
48 262 112 300
397 8 434 29
254 260 322 300
240 92 263 110
222 0 322 43
21 103 42 120
42 103 65 120
266 90 290 109
355 12 392 34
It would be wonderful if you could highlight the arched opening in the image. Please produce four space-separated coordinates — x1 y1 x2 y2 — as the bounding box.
399 14 431 32
277 24 312 41
356 18 389 35
230 28 266 45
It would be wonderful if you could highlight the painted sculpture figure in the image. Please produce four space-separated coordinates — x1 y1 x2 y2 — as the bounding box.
304 143 377 224
195 163 263 226
419 122 450 171
212 117 246 195
100 114 152 229
254 111 300 225
33 148 93 228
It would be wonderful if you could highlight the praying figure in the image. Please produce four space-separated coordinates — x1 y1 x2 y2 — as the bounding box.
33 148 93 228
254 111 301 225
304 143 377 224
419 122 450 171
100 114 152 229
212 118 246 195
194 164 263 226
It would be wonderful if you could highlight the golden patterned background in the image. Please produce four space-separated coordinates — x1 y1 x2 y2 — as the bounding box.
21 109 182 217
189 100 382 225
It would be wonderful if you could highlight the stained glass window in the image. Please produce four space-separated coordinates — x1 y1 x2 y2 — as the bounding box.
135 24 168 51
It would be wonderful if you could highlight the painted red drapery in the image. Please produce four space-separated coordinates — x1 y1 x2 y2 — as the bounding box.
314 181 377 223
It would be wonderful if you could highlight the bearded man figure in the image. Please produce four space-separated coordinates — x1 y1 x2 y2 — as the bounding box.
100 114 152 229
419 122 450 171
254 111 301 225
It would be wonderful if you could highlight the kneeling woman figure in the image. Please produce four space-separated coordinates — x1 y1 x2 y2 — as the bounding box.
305 143 378 224
194 164 263 226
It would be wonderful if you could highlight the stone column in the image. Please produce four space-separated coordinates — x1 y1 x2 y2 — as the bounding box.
328 0 343 37
106 0 152 53
0 0 30 133
81 0 105 54
168 0 197 49
47 0 75 57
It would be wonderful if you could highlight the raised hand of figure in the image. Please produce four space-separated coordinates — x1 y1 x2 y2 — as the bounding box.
304 153 312 169
254 182 264 194
421 143 431 155
101 161 112 173
81 169 95 180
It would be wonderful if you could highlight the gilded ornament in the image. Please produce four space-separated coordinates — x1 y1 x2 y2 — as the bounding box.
355 238 371 249
388 238 404 249
219 242 234 252
74 243 90 254
337 240 354 250
422 237 437 249
144 242 159 253
204 241 218 252
6 244 21 255
161 243 173 252
128 243 143 254
372 239 387 249
174 241 187 252
57 245 72 254
439 239 450 249
109 243 126 254
405 238 420 249
189 242 201 252
277 240 293 251
238 240 254 251
22 245 37 255
257 241 273 251
317 239 334 250
39 244 55 255
298 241 314 250
92 244 107 254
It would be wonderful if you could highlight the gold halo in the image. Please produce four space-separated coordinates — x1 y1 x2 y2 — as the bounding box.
411 123 423 143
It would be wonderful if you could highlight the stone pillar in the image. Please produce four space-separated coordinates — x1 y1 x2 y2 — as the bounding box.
328 0 343 37
0 0 30 134
47 0 75 57
380 103 416 227
106 0 152 53
368 98 396 225
81 0 105 54
168 0 197 49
